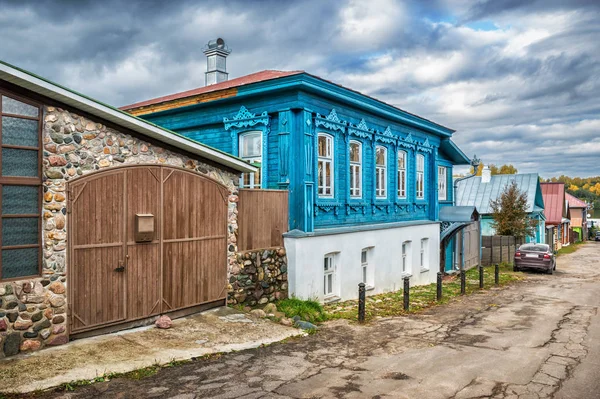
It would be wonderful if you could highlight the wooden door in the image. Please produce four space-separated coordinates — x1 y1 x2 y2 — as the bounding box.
70 171 127 333
161 168 228 311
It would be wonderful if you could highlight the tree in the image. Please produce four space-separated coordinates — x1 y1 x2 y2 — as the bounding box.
490 181 537 238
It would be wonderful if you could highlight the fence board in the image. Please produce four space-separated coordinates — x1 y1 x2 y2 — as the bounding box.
238 189 289 251
481 235 525 266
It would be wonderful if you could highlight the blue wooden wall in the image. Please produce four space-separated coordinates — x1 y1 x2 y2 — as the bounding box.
140 84 463 233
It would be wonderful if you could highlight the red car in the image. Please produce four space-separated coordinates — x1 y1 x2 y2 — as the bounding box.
513 243 556 274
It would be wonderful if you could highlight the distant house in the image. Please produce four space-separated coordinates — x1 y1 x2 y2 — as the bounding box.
455 167 546 247
122 39 472 302
540 182 570 250
565 193 588 242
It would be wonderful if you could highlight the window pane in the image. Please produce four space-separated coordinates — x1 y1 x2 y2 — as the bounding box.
1 96 38 118
2 217 39 246
398 151 405 169
318 135 330 158
2 148 38 177
350 142 360 162
2 117 39 147
2 186 39 214
240 132 261 157
376 147 386 165
361 250 367 263
327 274 333 293
1 247 38 279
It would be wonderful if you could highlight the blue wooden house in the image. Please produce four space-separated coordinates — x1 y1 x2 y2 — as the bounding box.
122 45 472 302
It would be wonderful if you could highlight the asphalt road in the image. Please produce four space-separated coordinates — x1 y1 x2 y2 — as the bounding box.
36 242 600 399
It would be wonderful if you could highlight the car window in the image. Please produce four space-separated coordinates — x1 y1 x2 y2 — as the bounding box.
519 244 549 252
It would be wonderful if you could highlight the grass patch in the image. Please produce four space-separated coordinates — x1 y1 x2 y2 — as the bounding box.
557 241 584 256
324 264 524 322
276 297 327 323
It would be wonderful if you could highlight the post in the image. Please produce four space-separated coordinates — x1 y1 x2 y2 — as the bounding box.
403 276 410 311
358 283 366 323
494 263 499 286
500 236 503 263
436 272 443 301
479 265 484 289
460 269 466 295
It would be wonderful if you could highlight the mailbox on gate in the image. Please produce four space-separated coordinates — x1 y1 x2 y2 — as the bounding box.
135 214 154 242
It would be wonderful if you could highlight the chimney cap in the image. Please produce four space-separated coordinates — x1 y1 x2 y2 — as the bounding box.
204 38 231 54
481 165 492 183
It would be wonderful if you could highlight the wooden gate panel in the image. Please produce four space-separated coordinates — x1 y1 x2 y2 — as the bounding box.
70 172 126 332
162 169 227 311
125 167 162 319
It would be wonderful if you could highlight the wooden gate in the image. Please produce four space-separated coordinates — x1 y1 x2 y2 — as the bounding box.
68 165 228 335
455 221 481 270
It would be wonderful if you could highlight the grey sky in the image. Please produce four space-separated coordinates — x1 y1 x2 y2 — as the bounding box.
0 0 598 178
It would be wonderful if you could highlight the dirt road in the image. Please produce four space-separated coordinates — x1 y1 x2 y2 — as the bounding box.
34 242 600 399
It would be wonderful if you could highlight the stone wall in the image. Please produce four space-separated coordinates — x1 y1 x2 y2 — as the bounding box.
228 248 288 306
0 105 239 358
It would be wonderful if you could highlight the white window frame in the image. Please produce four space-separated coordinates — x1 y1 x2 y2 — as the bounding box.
416 154 425 199
323 252 337 298
398 150 407 199
318 133 334 198
375 146 387 199
361 249 368 285
239 131 262 189
438 166 447 201
402 241 411 274
420 238 429 271
349 141 362 198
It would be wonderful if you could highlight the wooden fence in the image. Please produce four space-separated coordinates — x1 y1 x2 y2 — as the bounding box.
237 189 289 251
481 235 526 266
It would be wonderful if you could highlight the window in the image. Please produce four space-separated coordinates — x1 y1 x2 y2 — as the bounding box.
420 238 429 270
349 141 362 198
402 241 411 274
375 146 387 198
0 92 42 281
361 249 368 284
361 247 374 288
398 150 407 199
416 154 425 199
323 253 336 297
239 131 262 188
318 133 334 197
438 166 447 200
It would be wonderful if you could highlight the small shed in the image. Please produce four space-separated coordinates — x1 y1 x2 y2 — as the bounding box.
0 60 255 356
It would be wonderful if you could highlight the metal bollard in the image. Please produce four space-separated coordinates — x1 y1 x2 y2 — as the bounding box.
403 276 410 311
495 264 499 286
479 265 484 289
436 272 443 301
358 283 366 323
460 270 466 295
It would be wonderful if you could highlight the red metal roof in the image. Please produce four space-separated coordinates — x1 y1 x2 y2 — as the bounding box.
120 70 303 110
540 183 566 225
565 192 587 208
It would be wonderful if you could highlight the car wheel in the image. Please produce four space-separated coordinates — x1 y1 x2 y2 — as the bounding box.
547 267 553 275
513 266 520 272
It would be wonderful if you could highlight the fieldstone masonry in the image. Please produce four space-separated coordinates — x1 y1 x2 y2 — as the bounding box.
227 248 288 306
0 105 243 358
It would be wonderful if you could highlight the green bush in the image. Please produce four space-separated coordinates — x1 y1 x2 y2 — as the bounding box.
277 297 327 323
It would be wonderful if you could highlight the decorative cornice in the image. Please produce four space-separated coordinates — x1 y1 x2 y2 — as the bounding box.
398 133 417 149
375 126 397 145
346 203 368 215
394 203 411 213
224 106 269 130
315 109 347 133
315 202 342 216
417 137 433 153
348 119 374 140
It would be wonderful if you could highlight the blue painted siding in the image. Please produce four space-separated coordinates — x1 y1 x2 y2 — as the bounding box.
136 78 468 233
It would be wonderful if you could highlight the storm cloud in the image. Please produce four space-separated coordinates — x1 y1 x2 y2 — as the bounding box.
0 0 598 177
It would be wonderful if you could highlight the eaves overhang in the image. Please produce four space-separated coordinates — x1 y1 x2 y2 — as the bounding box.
0 60 256 174
134 73 456 138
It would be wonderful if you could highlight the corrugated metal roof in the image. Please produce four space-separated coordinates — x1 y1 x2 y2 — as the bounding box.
439 206 478 222
540 183 566 225
565 192 587 208
456 173 542 215
120 70 303 110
